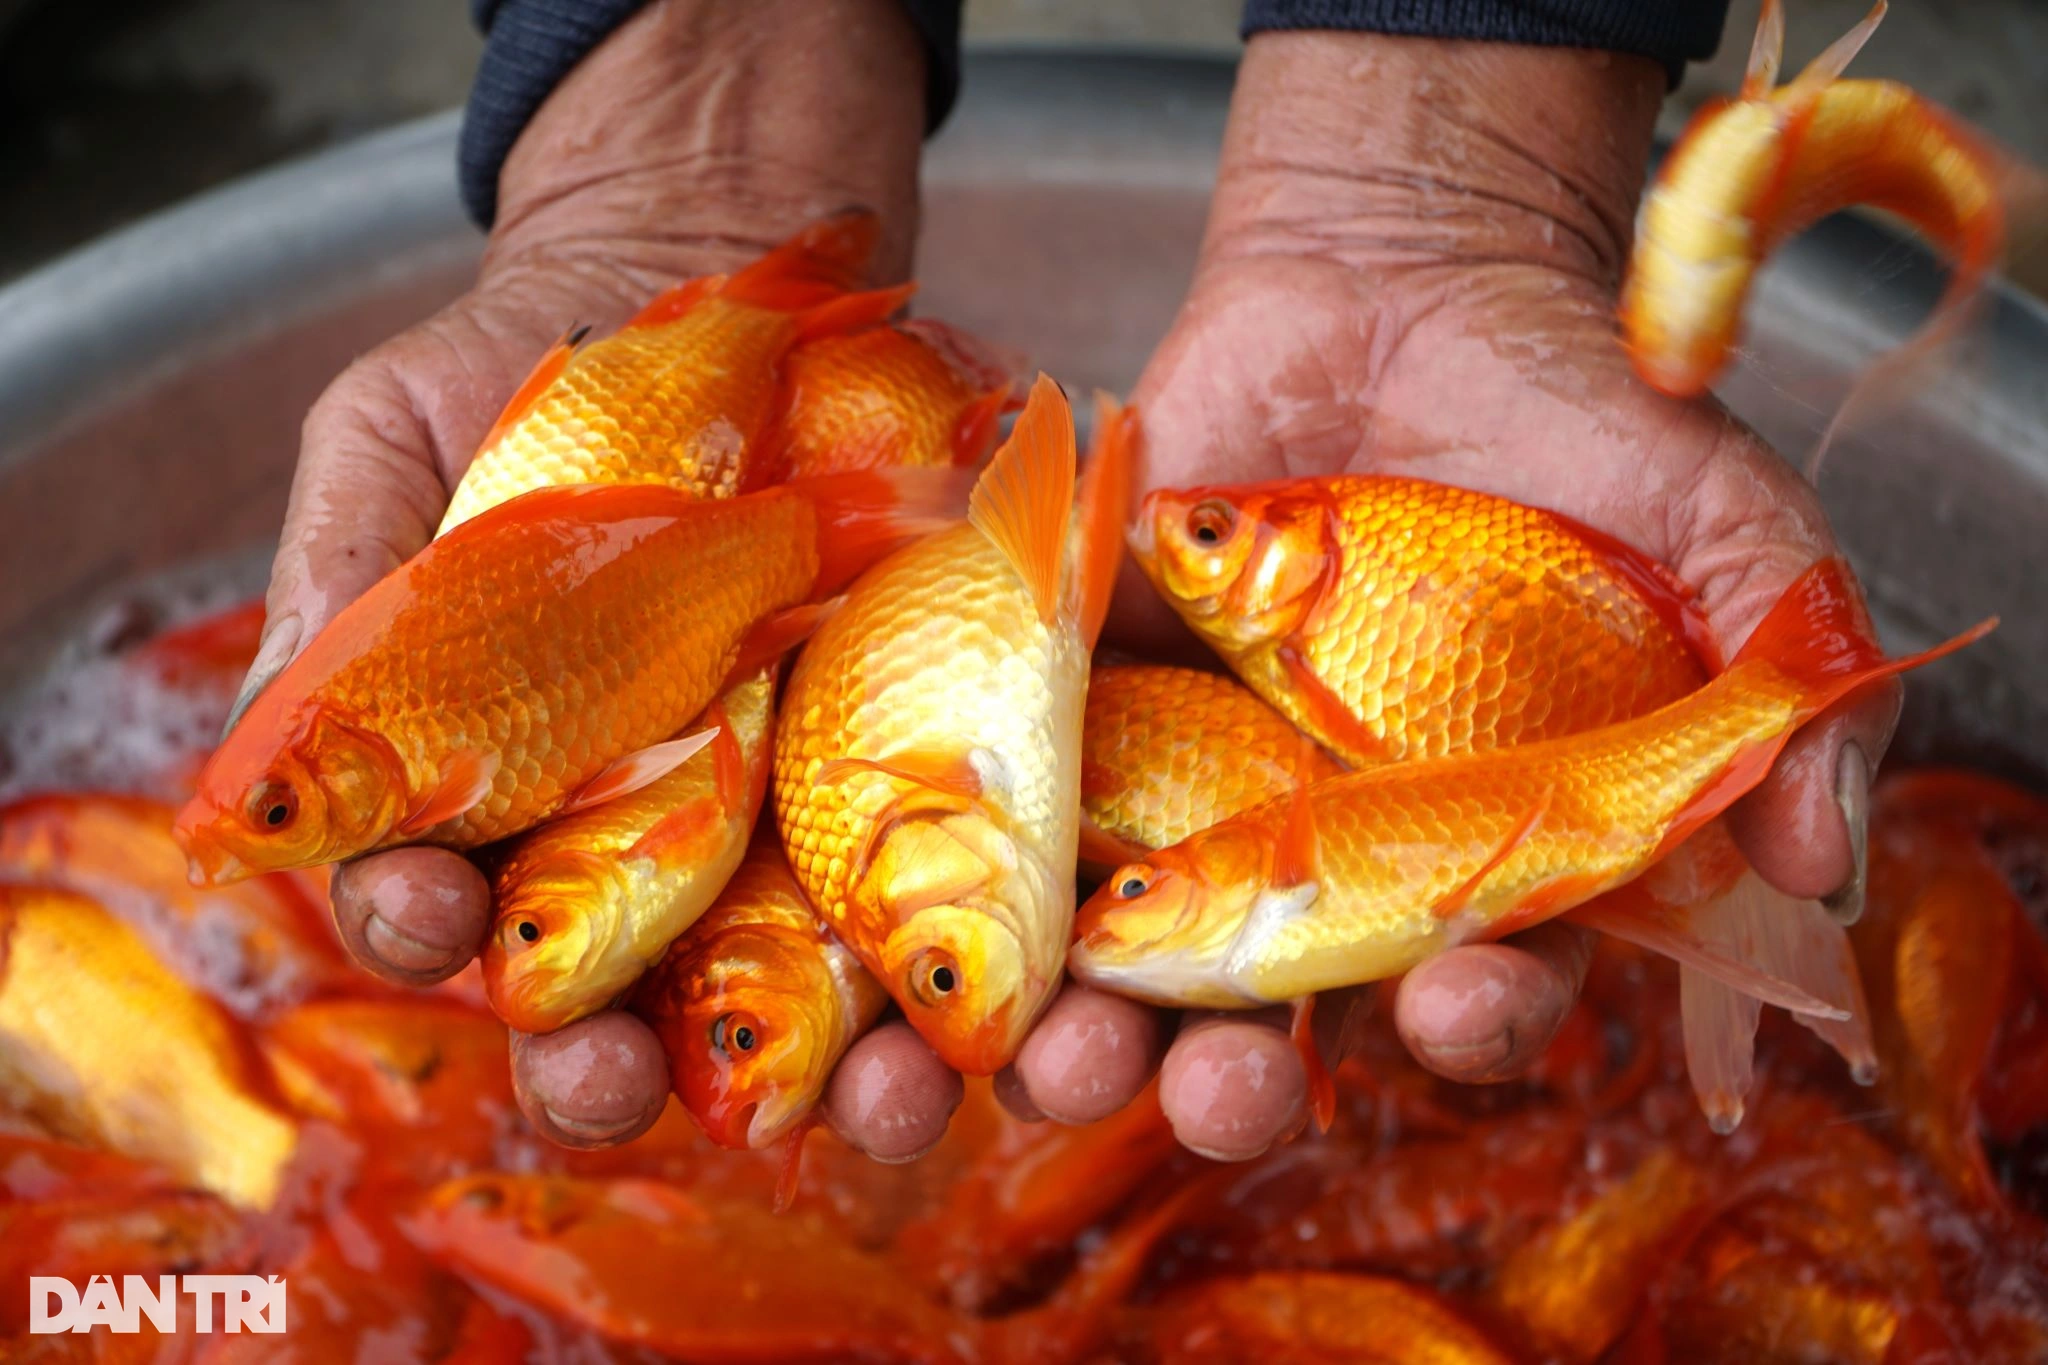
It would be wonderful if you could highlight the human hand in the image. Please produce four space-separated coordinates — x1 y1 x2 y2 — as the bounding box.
988 31 1891 1159
240 0 972 1156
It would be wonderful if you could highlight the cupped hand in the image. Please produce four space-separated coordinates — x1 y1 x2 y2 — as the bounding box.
243 0 970 1155
994 31 1891 1157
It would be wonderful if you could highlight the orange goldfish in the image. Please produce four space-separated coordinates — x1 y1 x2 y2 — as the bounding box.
774 377 1136 1075
439 211 911 531
0 885 298 1209
776 318 1017 476
482 667 776 1035
1150 1272 1520 1365
1622 0 2003 402
177 469 961 885
405 1174 969 1364
1071 559 1990 1013
1080 663 1342 861
631 841 887 1151
0 791 348 1017
259 995 516 1179
1129 474 1714 768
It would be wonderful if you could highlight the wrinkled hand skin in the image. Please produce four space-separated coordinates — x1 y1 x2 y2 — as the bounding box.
251 22 1888 1164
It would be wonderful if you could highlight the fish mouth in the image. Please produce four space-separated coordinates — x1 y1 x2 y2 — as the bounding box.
183 846 250 888
745 1090 813 1148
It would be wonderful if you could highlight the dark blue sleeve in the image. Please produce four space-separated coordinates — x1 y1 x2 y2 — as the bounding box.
458 0 964 230
1241 0 1729 86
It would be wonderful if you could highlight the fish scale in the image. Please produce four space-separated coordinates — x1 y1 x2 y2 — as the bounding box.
776 524 1080 946
178 484 823 880
1081 664 1343 853
439 297 798 531
1220 675 1847 999
1139 475 1712 771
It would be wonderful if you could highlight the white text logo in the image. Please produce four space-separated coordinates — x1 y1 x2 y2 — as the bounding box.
30 1276 287 1334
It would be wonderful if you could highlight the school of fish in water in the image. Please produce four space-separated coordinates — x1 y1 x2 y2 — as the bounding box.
1 1 2042 1355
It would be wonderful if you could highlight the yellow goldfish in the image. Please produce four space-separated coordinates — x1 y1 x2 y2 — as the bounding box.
0 885 297 1208
773 378 1137 1074
483 668 776 1035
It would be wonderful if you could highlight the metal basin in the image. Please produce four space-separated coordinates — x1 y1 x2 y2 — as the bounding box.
1 50 2043 777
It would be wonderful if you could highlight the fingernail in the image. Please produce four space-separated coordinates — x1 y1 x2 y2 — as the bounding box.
1820 742 1870 925
363 911 457 973
222 614 300 739
540 1105 643 1146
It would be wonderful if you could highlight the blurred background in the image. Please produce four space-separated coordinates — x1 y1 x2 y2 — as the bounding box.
3 0 2044 285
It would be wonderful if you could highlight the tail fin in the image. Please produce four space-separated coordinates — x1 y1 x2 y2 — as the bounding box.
1071 394 1140 648
788 466 972 595
1731 557 1995 722
1805 105 2006 480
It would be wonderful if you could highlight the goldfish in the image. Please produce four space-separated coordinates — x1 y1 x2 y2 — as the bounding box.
177 468 962 885
1622 0 2004 405
0 792 349 1017
1851 786 2021 1213
482 667 776 1035
406 1173 969 1364
439 210 912 531
1071 558 1991 1013
1149 1272 1520 1365
630 841 886 1151
259 996 516 1178
1080 663 1342 862
1484 1146 1713 1363
0 885 298 1209
1129 474 1714 768
774 377 1136 1075
777 319 1017 476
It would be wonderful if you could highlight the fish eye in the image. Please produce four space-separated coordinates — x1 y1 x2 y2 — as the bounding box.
249 781 297 830
1186 501 1235 547
1113 866 1153 898
516 919 541 944
711 1013 759 1055
909 949 961 1007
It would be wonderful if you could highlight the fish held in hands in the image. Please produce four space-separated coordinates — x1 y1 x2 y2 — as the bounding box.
1128 474 1714 768
777 318 1018 476
1071 558 1992 1010
483 667 776 1035
631 841 887 1150
440 209 912 530
175 468 964 885
1622 0 2004 401
1080 663 1342 861
775 377 1138 1074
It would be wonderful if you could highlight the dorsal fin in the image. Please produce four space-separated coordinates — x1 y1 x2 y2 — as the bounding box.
1782 0 1886 106
968 374 1074 627
1742 0 1786 97
625 275 725 330
1071 393 1139 649
471 325 588 460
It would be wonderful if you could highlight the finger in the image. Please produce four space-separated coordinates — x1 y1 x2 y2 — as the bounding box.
1157 1012 1306 1162
821 1021 963 1164
1726 702 1889 920
329 846 492 986
1392 922 1594 1083
992 1066 1045 1123
510 1011 669 1148
1011 984 1165 1126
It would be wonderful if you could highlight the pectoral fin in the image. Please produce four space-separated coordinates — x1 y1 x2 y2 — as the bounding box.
1276 645 1388 767
1078 816 1150 871
399 749 502 836
559 728 719 818
1431 789 1553 921
1290 995 1337 1133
